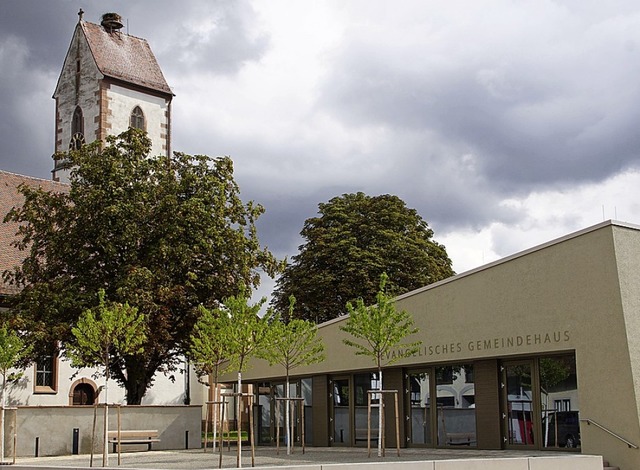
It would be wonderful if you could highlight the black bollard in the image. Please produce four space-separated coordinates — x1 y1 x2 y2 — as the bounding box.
72 428 79 455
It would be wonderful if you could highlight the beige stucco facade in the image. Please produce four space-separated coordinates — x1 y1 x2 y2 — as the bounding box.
230 221 640 469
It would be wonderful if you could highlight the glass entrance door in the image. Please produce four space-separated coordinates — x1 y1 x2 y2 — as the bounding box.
331 377 350 445
502 361 537 447
408 371 432 445
274 382 300 446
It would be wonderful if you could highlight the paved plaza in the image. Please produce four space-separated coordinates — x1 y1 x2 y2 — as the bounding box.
11 446 580 469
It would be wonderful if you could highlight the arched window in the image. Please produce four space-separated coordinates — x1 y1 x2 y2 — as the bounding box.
72 106 84 135
130 105 145 130
69 106 85 150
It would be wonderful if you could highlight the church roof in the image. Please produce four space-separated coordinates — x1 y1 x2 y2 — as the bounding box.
0 171 69 296
81 21 173 96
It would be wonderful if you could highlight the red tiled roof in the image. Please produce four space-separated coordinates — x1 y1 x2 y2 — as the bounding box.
0 171 69 296
81 21 173 96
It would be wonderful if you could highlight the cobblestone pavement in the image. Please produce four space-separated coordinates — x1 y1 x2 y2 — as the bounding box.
12 446 578 469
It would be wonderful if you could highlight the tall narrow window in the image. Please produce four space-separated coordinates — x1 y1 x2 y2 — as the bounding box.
130 106 145 130
75 59 81 97
69 106 85 150
34 353 58 393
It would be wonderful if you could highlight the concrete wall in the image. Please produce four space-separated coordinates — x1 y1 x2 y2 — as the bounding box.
4 405 201 457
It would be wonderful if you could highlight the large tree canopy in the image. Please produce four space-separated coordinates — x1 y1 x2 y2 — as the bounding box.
3 129 280 404
271 192 454 323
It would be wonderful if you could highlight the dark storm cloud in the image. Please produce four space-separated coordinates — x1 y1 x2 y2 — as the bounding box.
4 0 640 275
318 4 640 199
0 0 269 180
107 0 270 76
0 2 74 71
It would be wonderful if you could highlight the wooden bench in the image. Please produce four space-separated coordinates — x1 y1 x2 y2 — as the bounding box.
107 430 160 452
445 431 475 446
354 428 379 443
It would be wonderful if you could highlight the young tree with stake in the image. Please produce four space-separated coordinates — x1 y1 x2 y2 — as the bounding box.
340 273 421 457
0 326 27 463
261 296 325 455
65 290 146 467
189 305 232 453
221 289 271 468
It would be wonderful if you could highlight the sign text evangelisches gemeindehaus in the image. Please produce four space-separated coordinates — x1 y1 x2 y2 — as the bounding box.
386 330 571 362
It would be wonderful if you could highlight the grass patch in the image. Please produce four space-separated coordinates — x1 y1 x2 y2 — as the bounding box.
202 431 249 441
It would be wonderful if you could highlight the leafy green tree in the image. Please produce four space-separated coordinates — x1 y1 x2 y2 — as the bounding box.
0 326 27 463
260 296 325 455
65 289 146 467
3 129 280 404
272 192 454 323
189 305 232 451
340 273 421 456
220 289 272 468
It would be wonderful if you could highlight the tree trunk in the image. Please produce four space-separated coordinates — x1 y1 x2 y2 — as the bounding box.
378 368 383 457
285 373 291 455
123 378 149 405
103 360 110 467
212 366 219 453
120 356 157 405
237 371 242 468
1 371 6 463
110 354 164 405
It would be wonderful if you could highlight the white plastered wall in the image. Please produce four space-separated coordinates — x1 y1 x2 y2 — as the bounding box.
4 356 199 407
106 84 169 158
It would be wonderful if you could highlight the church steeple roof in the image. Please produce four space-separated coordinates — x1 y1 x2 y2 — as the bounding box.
80 19 173 96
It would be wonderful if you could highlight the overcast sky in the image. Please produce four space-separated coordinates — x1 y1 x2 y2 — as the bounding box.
3 1 640 300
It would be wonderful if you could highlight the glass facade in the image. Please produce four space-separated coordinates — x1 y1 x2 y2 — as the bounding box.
332 378 350 445
505 362 535 446
502 353 579 450
539 354 579 449
436 364 476 447
409 371 431 445
407 365 476 447
354 373 380 447
249 352 578 451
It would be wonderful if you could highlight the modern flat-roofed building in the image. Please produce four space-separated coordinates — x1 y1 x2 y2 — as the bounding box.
225 220 640 470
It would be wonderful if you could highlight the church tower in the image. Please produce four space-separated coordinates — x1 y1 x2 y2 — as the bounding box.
52 11 173 182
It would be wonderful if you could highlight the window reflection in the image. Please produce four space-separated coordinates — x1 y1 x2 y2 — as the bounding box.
436 364 476 446
505 363 535 445
540 354 579 449
409 372 431 445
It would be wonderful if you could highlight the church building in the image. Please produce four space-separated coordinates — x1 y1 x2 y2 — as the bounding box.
0 12 196 411
51 11 173 182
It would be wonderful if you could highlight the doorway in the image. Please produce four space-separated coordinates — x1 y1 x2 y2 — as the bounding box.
501 354 580 450
72 383 96 405
331 377 350 445
502 360 537 448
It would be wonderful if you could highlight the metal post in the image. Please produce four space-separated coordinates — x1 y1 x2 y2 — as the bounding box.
204 402 210 452
276 398 280 455
367 392 371 458
249 395 255 468
394 392 400 457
